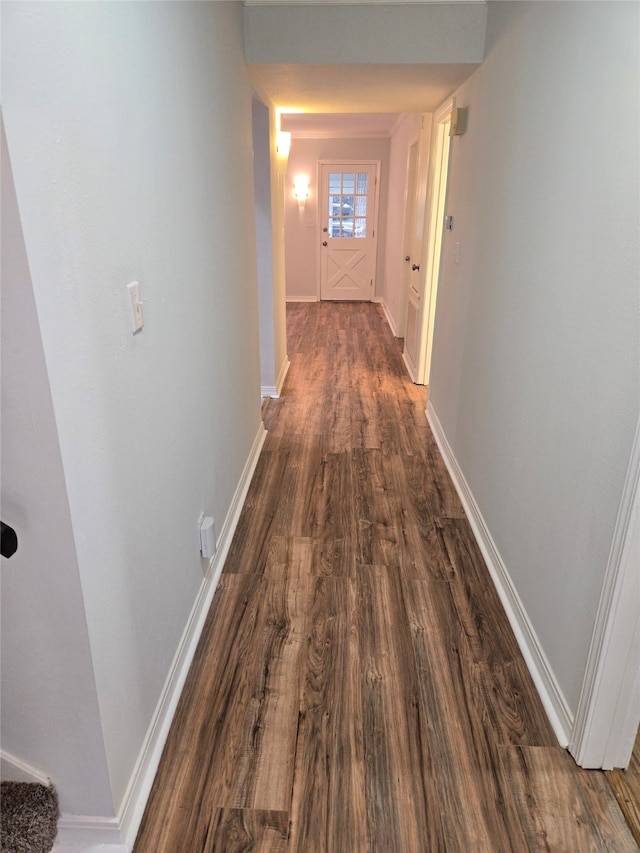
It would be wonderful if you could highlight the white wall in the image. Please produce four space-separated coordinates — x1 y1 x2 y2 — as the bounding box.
382 113 422 335
1 121 115 818
2 0 261 822
244 2 486 64
429 1 640 714
271 155 289 392
253 99 277 393
284 137 390 300
253 97 289 397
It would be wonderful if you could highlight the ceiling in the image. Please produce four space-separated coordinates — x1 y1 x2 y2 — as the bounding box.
249 62 479 136
244 0 485 4
246 1 483 136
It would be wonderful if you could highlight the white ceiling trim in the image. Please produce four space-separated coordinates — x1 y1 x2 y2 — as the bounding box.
280 111 404 138
289 129 394 139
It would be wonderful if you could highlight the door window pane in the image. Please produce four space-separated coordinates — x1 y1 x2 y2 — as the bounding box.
342 218 354 237
326 168 371 240
342 173 355 194
355 196 367 217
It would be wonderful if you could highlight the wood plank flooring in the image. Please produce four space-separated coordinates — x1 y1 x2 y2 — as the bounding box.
134 301 637 852
607 728 640 848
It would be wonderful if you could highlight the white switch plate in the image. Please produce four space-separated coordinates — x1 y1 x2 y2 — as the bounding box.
199 516 216 559
127 281 144 333
197 513 204 550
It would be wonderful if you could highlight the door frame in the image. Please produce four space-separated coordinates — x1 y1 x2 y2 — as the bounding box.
316 159 380 301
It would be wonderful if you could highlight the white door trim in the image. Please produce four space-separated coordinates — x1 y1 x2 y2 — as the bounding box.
317 160 380 302
570 415 640 768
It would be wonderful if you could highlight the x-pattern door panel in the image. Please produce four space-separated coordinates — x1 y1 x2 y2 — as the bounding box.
320 163 378 301
325 248 368 298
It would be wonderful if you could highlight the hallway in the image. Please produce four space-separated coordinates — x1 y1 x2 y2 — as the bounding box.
134 302 636 852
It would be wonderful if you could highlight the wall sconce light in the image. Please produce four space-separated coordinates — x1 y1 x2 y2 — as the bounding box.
293 175 310 209
276 131 291 158
449 107 468 136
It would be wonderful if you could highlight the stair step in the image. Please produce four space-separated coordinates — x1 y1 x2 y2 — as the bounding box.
0 782 58 853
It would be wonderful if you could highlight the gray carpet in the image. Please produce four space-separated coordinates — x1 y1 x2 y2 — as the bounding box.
1 783 58 853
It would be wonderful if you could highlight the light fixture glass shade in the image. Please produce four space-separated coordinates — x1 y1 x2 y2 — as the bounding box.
276 131 291 158
293 174 310 208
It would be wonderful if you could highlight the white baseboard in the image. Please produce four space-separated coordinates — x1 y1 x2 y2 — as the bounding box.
286 295 318 302
275 357 290 396
115 422 268 851
261 357 290 399
54 845 126 853
373 297 400 338
403 350 418 384
1 752 127 851
1 750 51 786
54 844 127 852
426 401 573 747
54 816 127 851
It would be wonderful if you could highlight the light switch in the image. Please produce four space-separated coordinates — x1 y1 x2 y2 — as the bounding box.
127 282 144 333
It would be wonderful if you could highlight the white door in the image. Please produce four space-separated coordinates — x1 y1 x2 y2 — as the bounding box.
404 116 432 378
404 105 452 386
399 140 420 338
319 163 379 301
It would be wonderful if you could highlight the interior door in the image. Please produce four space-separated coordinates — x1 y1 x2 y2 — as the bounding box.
404 106 452 386
319 163 378 301
404 116 433 379
400 140 419 337
419 109 452 386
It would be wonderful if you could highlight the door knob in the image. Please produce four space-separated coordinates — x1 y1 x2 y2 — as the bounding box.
412 263 420 271
322 241 328 247
323 227 328 233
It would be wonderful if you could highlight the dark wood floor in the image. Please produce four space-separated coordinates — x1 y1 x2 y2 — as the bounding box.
134 302 637 852
607 728 640 848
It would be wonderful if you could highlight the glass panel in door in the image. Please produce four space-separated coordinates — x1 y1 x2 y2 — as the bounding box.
326 171 369 239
